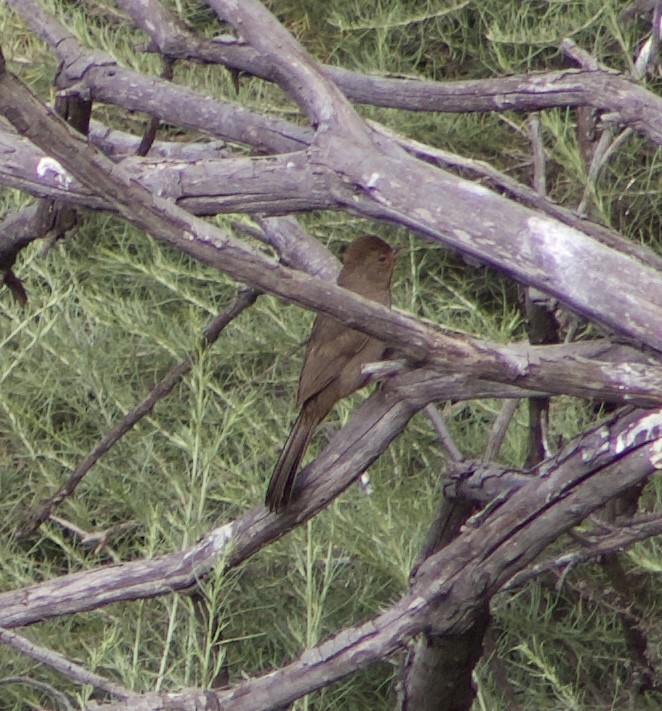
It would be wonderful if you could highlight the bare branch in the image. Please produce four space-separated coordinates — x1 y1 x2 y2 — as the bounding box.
0 370 579 629
0 627 134 700
252 216 339 278
207 0 368 139
18 287 259 537
5 57 662 387
7 0 312 153
0 126 326 215
483 400 521 463
121 0 662 148
504 512 662 590
88 407 662 711
3 3 662 708
4 6 662 355
424 404 464 463
88 122 229 160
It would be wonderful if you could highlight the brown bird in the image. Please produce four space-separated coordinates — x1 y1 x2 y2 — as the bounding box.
266 234 397 511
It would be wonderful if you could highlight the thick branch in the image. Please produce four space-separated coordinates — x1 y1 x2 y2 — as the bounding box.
204 2 662 354
1 376 659 630
91 407 662 711
3 62 662 402
0 130 332 215
122 0 662 144
4 121 662 291
0 370 592 629
5 8 662 353
7 0 311 153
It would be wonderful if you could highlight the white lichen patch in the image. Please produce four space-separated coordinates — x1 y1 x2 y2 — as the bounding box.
493 94 514 109
617 363 643 380
453 228 471 243
580 426 610 462
413 207 433 222
210 522 235 552
37 157 73 189
365 172 380 188
459 181 491 197
408 596 427 610
527 216 578 262
615 412 662 455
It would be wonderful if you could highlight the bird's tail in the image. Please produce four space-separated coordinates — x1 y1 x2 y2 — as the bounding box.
266 406 318 512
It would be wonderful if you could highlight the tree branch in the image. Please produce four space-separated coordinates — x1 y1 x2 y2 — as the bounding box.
0 627 134 701
121 0 662 146
4 9 662 354
4 59 662 402
18 287 259 538
89 406 662 711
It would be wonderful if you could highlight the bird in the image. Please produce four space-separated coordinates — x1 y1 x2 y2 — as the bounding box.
266 234 397 511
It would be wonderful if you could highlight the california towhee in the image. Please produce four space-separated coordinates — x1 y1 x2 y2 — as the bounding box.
266 234 397 511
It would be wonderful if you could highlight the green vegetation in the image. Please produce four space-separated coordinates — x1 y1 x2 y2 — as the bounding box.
1 0 662 709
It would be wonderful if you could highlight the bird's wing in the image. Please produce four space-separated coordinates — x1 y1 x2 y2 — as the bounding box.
296 315 370 405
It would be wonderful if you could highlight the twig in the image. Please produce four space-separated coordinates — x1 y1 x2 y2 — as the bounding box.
19 287 259 537
0 676 73 710
522 112 558 468
633 0 662 78
0 627 134 701
577 127 634 216
135 56 175 157
483 626 523 711
483 399 520 463
504 512 662 590
423 404 463 463
560 38 610 71
649 1 662 73
49 515 139 561
527 113 546 195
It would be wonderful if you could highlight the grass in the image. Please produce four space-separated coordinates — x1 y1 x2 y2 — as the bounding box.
2 0 662 709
